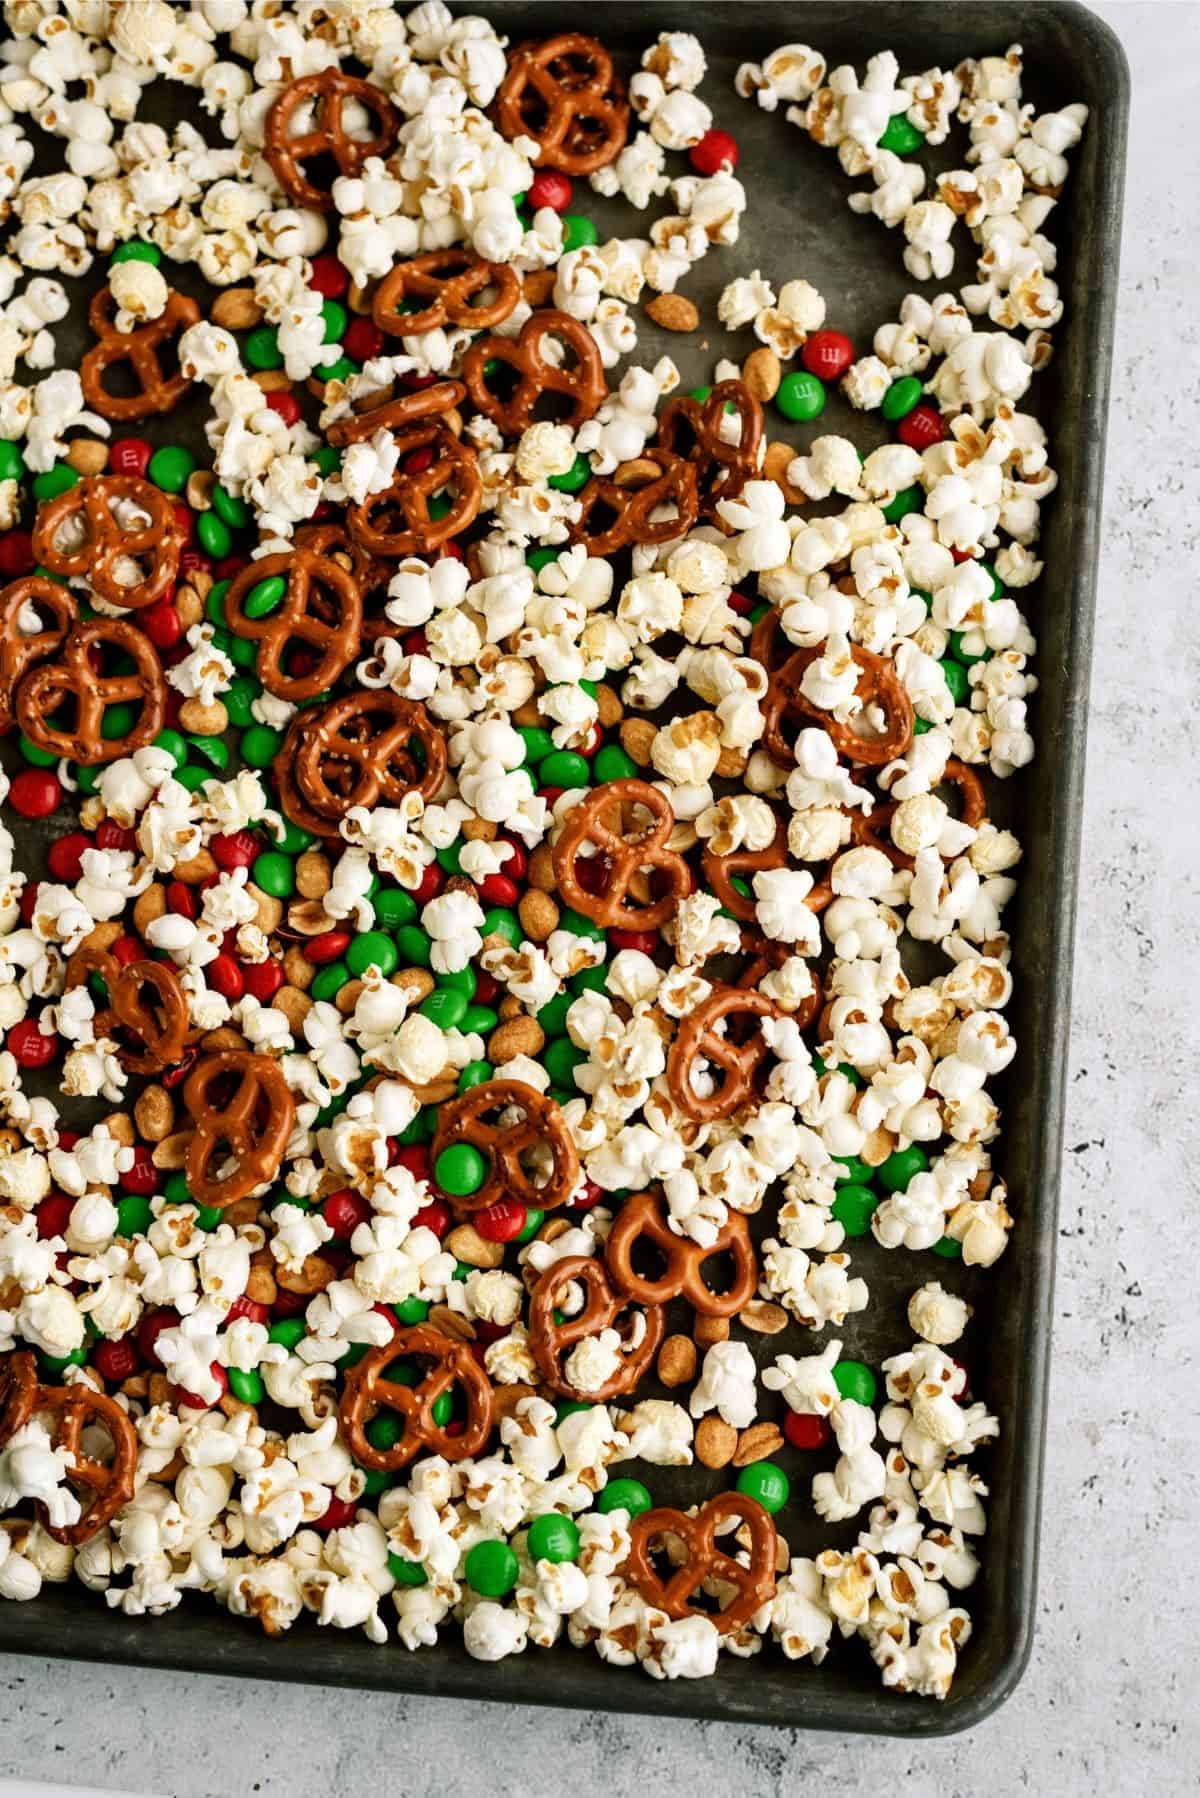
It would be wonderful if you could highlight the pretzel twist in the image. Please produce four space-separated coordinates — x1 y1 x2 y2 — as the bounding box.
35 1380 138 1546
666 986 784 1122
568 450 699 555
495 34 630 175
15 618 166 765
623 1493 778 1633
339 1327 494 1470
0 575 77 732
32 475 184 611
431 1080 579 1217
462 310 606 435
64 941 189 1075
529 1255 663 1400
655 381 764 526
80 285 201 422
221 546 363 702
266 71 399 210
604 1189 758 1318
372 250 521 338
551 778 690 931
183 1051 295 1210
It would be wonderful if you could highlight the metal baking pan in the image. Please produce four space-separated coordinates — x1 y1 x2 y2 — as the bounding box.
0 0 1128 1737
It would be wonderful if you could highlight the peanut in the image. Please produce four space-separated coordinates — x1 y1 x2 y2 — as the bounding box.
211 287 263 330
595 682 623 728
179 698 228 735
461 815 497 842
282 947 315 990
695 1416 737 1469
101 1110 135 1148
151 1130 192 1171
742 346 782 402
65 438 109 477
693 1313 730 1348
134 1085 174 1143
132 884 166 935
173 849 218 885
517 889 558 942
733 1421 785 1467
764 440 806 506
185 469 215 512
645 291 700 332
656 1334 698 1388
619 717 657 765
527 843 556 891
274 985 313 1032
336 978 364 1016
392 967 435 1003
294 851 332 899
245 885 283 935
738 1299 789 1335
487 1015 544 1063
445 1223 505 1269
175 586 204 629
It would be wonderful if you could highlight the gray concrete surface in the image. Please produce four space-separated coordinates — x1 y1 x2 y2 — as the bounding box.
0 5 1194 1794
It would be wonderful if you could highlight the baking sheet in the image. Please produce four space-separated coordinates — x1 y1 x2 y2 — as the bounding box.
0 0 1129 1737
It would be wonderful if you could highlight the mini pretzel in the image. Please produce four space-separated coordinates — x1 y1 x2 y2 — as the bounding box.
495 34 630 175
0 1351 38 1445
431 1080 579 1217
749 604 790 676
15 618 166 765
373 250 521 338
32 474 184 610
762 643 914 768
461 310 606 435
278 690 447 834
529 1256 664 1401
80 284 201 422
339 1326 494 1470
65 941 189 1075
182 1051 296 1210
568 450 699 555
623 1493 778 1634
667 986 784 1122
552 778 690 932
221 546 363 702
266 70 399 210
346 424 482 558
0 575 77 731
604 1189 757 1318
732 930 824 1030
35 1380 138 1546
656 381 764 526
324 381 466 450
850 760 987 868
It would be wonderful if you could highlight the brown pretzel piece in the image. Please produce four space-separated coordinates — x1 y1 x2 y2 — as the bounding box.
35 1380 138 1546
0 1351 38 1445
568 450 698 555
80 285 201 423
529 1256 664 1401
65 941 189 1075
346 424 482 558
623 1493 778 1633
32 475 184 610
339 1326 494 1470
373 250 521 339
495 34 629 175
667 986 783 1122
324 382 466 450
221 546 362 702
15 618 166 765
762 643 914 769
604 1189 757 1318
702 815 790 924
552 778 690 932
431 1080 579 1218
749 605 789 676
462 310 606 435
656 381 764 526
182 1051 295 1210
850 760 987 868
265 71 399 210
0 575 77 731
275 690 447 836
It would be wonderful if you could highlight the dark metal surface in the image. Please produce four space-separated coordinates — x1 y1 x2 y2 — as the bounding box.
0 0 1129 1737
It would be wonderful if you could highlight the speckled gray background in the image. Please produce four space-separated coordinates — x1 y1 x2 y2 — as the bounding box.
0 4 1195 1793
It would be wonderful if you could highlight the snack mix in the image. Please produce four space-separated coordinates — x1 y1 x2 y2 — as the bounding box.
0 3 1087 1704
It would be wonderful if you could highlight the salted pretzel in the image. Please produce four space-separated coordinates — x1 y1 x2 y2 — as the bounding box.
339 1327 494 1470
182 1051 296 1210
324 381 466 449
346 425 482 558
623 1493 778 1634
373 250 521 338
32 474 184 610
666 986 784 1122
221 544 363 702
604 1189 758 1318
15 618 166 764
568 450 699 555
762 642 914 768
462 310 606 434
495 34 629 175
0 1351 38 1446
265 70 399 210
64 941 189 1075
529 1256 663 1401
0 575 77 732
277 690 447 835
656 380 764 525
551 778 690 931
80 285 201 422
431 1080 579 1217
850 760 988 867
34 1380 138 1546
